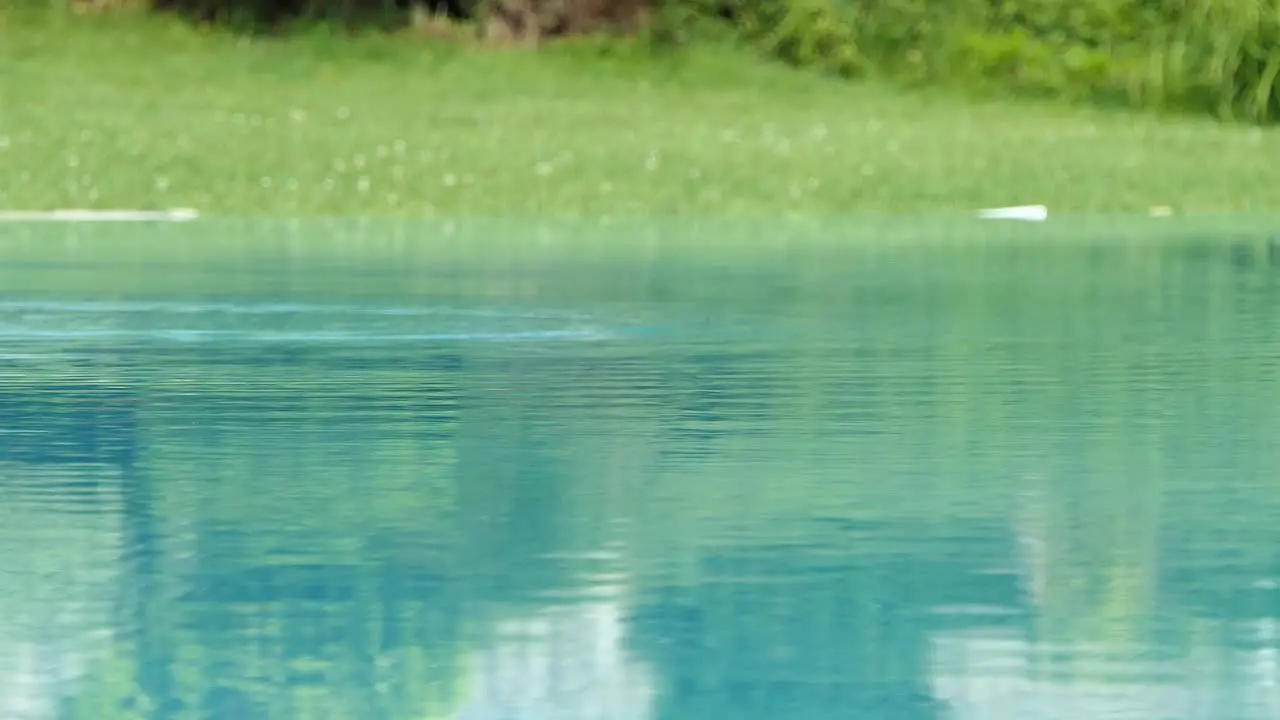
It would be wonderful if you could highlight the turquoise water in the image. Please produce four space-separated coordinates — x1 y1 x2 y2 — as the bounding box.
1 222 1278 720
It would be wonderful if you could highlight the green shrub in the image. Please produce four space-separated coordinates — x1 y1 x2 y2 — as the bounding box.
678 0 1280 123
147 0 415 31
752 0 863 77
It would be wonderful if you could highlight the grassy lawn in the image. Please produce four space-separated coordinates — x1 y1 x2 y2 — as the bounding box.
2 8 1279 217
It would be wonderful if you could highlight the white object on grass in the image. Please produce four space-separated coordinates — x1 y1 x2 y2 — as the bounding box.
0 208 199 222
975 204 1048 222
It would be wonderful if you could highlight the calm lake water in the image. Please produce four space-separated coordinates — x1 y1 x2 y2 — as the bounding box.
1 220 1278 720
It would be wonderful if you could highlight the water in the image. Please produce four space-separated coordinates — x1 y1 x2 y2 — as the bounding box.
1 221 1278 720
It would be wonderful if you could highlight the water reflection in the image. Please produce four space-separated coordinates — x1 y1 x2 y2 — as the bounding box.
457 586 655 720
0 222 1278 720
0 385 131 720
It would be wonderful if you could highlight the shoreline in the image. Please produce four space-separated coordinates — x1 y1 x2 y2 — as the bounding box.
2 213 1277 247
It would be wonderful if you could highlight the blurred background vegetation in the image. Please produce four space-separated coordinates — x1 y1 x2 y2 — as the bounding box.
18 0 1280 124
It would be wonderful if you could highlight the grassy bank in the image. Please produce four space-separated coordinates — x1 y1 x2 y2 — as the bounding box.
2 8 1279 216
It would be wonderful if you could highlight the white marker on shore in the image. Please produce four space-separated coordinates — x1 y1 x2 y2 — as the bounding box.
0 208 199 222
975 204 1048 222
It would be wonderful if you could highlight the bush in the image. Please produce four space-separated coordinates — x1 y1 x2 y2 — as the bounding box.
147 0 419 30
145 0 646 41
702 0 1280 123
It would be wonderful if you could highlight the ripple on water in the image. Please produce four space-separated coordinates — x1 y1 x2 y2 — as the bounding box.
0 299 625 344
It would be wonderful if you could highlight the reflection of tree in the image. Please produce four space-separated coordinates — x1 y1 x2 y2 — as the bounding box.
624 539 1027 720
0 380 136 719
106 345 475 719
121 452 177 720
452 357 582 608
168 537 465 719
449 347 668 616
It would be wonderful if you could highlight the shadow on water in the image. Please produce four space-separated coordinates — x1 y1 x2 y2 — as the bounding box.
1 220 1279 720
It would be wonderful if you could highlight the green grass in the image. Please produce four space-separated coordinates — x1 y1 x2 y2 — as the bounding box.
2 7 1280 216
